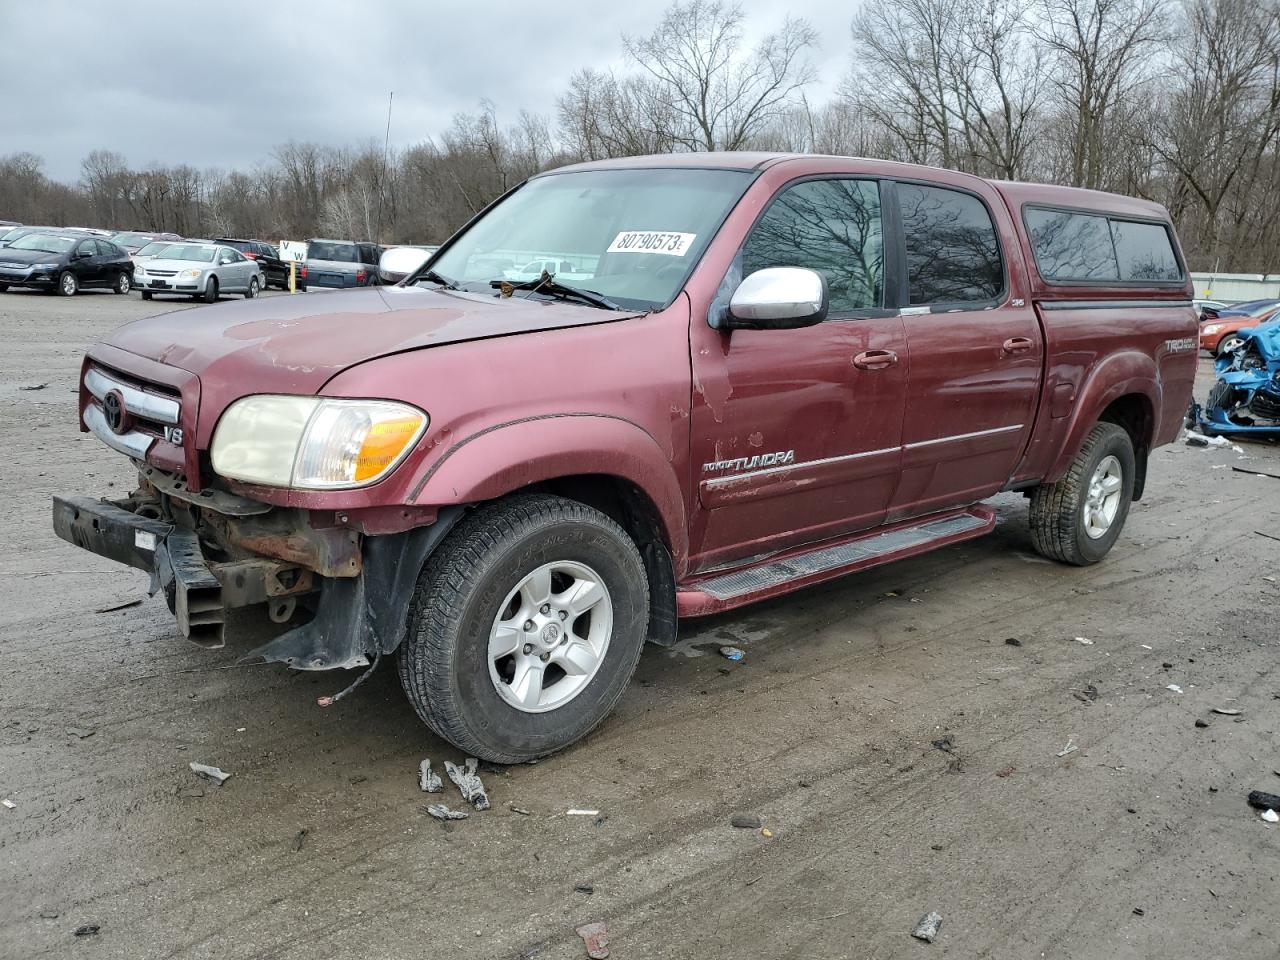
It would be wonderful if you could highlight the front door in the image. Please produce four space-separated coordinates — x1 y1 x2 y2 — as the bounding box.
688 177 908 571
887 180 1043 521
73 239 104 287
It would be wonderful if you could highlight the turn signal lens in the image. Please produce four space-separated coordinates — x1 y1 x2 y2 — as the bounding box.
355 415 425 481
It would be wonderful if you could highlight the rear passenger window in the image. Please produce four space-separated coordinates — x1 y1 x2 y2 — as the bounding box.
1025 209 1118 281
1111 220 1181 280
899 183 1003 304
1025 208 1183 283
741 178 883 315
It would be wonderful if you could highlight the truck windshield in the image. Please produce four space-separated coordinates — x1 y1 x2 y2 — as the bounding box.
428 167 753 310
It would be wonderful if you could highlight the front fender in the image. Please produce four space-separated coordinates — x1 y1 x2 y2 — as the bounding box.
407 413 688 562
1046 351 1159 482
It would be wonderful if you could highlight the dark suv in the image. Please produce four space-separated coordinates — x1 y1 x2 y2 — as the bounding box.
299 239 382 290
214 239 290 290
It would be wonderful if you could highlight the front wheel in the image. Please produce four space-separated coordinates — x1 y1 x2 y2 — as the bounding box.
56 271 78 297
202 276 218 303
1217 334 1245 356
1028 422 1135 565
397 494 650 763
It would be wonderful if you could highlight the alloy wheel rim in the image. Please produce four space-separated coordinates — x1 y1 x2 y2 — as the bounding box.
62 275 74 294
487 560 613 713
1083 455 1123 539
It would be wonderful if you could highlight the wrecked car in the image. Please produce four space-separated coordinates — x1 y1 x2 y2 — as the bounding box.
53 153 1197 762
1190 322 1280 438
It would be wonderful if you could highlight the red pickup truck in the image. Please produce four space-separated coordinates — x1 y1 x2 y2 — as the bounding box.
54 153 1198 762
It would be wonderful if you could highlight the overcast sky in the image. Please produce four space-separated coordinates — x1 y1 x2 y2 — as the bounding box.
2 1 855 183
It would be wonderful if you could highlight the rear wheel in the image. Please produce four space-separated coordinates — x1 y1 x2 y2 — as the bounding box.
397 494 649 763
56 271 78 297
113 271 131 294
244 276 259 299
0 283 8 292
202 277 218 303
1029 422 1135 565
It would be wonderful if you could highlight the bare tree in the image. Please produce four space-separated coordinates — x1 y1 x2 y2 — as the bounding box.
1037 0 1169 189
624 0 817 151
1148 0 1280 266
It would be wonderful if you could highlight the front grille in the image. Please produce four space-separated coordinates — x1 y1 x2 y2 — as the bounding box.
147 269 178 277
83 364 182 459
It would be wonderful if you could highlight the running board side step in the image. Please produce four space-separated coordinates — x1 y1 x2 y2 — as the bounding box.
676 506 996 617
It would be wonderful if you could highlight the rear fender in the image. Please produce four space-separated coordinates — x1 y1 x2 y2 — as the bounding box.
407 414 689 566
1046 351 1159 483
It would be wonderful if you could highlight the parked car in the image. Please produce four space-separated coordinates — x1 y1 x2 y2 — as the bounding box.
133 242 263 302
1199 302 1280 355
54 153 1196 763
298 239 382 290
503 256 593 284
1190 322 1280 438
130 239 179 269
0 225 93 248
110 231 182 254
1193 298 1228 320
1211 298 1279 319
213 238 290 290
0 232 134 295
0 219 19 231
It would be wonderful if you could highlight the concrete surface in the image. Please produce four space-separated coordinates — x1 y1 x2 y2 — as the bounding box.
1 287 1278 959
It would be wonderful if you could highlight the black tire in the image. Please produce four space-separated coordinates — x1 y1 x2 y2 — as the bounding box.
0 283 8 293
55 271 78 297
113 271 131 295
202 277 218 303
398 494 650 763
245 276 259 299
1029 422 1135 566
141 290 153 301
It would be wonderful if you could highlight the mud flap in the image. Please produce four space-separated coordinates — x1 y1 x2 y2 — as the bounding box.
243 507 466 671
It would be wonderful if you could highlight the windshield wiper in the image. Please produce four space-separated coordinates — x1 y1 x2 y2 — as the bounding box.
414 268 458 290
489 275 620 311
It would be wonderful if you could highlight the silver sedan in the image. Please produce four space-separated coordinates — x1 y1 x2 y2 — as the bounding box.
134 243 264 302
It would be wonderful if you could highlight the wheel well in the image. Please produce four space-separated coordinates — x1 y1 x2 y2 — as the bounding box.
1098 394 1152 501
523 474 678 647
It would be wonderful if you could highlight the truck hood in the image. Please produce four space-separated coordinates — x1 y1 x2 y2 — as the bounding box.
97 285 638 396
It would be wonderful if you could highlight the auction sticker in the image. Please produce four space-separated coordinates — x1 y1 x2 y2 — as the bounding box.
607 231 696 256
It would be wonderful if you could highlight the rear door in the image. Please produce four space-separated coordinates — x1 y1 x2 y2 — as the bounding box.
887 179 1042 522
688 176 908 570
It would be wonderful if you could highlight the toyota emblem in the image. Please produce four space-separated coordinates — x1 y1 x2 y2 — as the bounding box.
103 390 128 435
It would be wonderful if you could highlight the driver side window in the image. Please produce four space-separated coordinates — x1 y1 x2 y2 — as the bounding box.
741 179 884 316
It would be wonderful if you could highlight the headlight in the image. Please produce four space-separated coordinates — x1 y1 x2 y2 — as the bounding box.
32 262 58 271
179 268 204 279
210 396 428 489
1202 324 1221 334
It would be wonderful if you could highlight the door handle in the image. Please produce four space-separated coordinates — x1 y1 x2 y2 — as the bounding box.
853 349 898 370
1002 337 1034 354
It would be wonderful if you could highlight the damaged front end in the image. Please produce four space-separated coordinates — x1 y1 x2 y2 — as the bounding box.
52 467 461 670
1189 323 1280 438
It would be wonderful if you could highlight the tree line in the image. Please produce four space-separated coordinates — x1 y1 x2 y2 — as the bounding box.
1 0 1276 272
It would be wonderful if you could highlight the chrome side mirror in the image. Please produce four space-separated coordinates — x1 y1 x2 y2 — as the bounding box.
725 267 828 330
379 246 435 284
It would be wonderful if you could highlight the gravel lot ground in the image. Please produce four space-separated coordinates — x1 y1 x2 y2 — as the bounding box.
2 288 1279 960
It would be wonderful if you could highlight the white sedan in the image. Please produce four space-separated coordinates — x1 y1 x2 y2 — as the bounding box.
134 242 263 302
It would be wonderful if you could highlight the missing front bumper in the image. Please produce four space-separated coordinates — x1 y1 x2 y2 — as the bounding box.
51 495 314 649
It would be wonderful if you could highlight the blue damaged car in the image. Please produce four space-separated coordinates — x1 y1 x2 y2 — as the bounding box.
1190 322 1280 437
